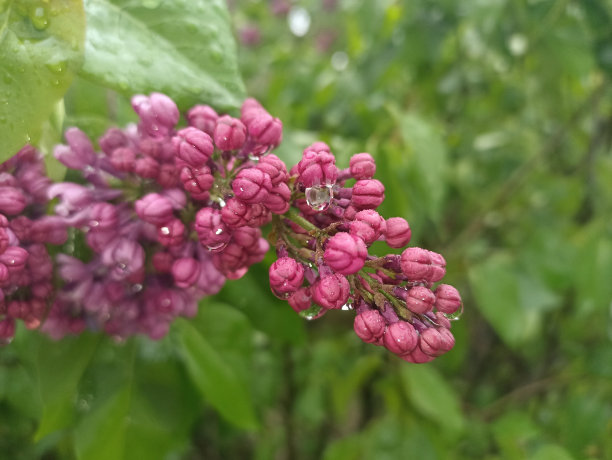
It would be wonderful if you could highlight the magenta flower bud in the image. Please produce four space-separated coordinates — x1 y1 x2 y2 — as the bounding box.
109 147 136 172
98 127 128 155
135 193 174 225
383 321 418 355
288 287 312 313
354 309 385 344
30 216 67 245
256 154 289 186
264 182 291 214
418 328 444 357
401 347 435 364
400 247 434 283
269 257 304 298
0 262 8 282
241 98 264 122
134 156 160 179
152 251 174 273
434 284 461 314
187 105 218 135
349 153 376 180
9 216 31 242
194 254 226 295
0 186 26 215
247 237 269 266
436 327 455 353
0 228 8 253
157 163 179 188
351 179 385 209
173 127 214 167
172 257 201 288
232 168 272 204
312 274 350 309
231 226 261 249
428 251 447 283
221 198 252 228
385 217 412 248
180 166 214 200
405 286 436 314
324 232 367 275
0 246 28 272
244 203 271 227
246 112 283 147
158 218 185 247
102 238 145 280
194 207 231 251
349 210 386 245
61 127 97 168
89 203 118 230
214 115 247 151
297 150 337 187
132 92 179 138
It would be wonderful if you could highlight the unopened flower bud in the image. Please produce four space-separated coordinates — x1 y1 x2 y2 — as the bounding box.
134 156 160 179
269 257 304 297
434 284 461 314
312 274 350 309
324 232 367 275
194 207 231 251
404 286 435 314
232 168 272 204
288 287 312 313
383 321 418 355
135 193 174 225
384 217 411 248
0 246 29 272
132 92 179 138
247 112 283 147
180 166 214 200
214 115 247 151
172 257 201 288
0 187 26 215
264 182 291 214
187 105 218 135
354 309 385 344
349 153 376 180
157 218 185 247
89 203 118 230
297 149 337 187
351 179 385 209
173 127 214 167
349 210 386 245
109 147 136 172
256 154 289 186
400 247 445 283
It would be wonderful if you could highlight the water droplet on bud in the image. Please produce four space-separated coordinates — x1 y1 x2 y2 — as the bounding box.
305 185 333 211
205 240 228 252
444 303 464 321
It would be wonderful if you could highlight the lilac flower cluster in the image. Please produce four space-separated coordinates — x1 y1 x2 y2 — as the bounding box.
268 145 462 363
0 90 461 363
0 146 60 344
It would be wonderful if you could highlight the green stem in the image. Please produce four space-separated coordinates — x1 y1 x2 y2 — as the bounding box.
283 207 319 234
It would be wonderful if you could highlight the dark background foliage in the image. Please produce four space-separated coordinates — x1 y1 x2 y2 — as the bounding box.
1 0 611 459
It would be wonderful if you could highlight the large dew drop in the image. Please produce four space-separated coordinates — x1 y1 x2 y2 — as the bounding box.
305 185 333 212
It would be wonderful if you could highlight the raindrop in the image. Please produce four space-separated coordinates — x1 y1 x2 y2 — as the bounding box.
31 6 49 30
288 7 311 37
117 262 127 271
214 228 223 235
160 226 170 235
305 184 333 211
206 240 228 252
131 283 143 293
271 287 292 300
444 302 464 321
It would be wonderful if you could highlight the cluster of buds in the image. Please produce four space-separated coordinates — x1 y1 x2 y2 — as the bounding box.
0 146 61 344
268 144 462 363
0 90 461 363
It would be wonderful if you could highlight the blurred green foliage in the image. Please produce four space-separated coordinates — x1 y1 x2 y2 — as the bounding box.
1 0 612 459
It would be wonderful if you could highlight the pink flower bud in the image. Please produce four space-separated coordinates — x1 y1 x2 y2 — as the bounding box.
434 284 461 314
132 92 179 139
399 247 445 283
269 257 304 297
89 203 118 230
297 150 337 187
400 347 435 364
404 286 435 314
135 193 174 225
312 274 350 309
244 203 271 227
240 98 264 124
157 163 179 188
288 287 312 313
231 226 261 249
349 210 386 245
59 127 97 169
264 182 291 214
173 127 214 167
134 156 160 179
109 147 136 172
221 198 252 228
232 168 272 204
354 309 385 344
0 228 8 254
172 257 201 288
152 251 174 273
194 207 231 251
324 232 367 275
0 187 26 215
349 153 376 180
180 166 214 200
30 216 67 245
0 262 8 282
383 321 418 355
98 127 128 155
187 105 218 135
214 115 247 151
101 238 145 280
351 179 385 209
418 328 445 357
256 154 289 186
384 217 412 248
158 218 185 247
247 112 283 147
0 246 28 272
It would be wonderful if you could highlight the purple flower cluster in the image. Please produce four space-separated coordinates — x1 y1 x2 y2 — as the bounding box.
268 145 462 363
0 146 61 344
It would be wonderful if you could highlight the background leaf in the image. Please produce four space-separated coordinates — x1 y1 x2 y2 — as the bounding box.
0 0 84 159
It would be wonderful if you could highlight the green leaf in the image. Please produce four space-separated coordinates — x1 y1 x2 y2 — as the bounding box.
175 318 259 430
0 0 85 160
530 444 575 460
34 333 100 440
400 365 465 433
80 0 245 111
492 411 540 460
